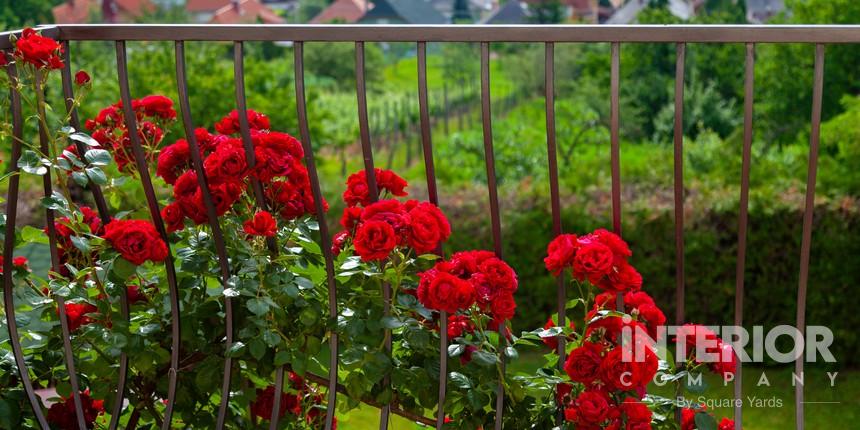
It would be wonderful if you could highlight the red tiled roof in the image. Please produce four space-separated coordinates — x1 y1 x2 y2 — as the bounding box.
52 0 155 24
186 0 232 13
310 0 370 24
209 0 286 24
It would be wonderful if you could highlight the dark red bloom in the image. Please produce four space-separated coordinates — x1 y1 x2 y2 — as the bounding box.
161 202 185 233
136 95 176 120
62 302 98 331
343 168 408 207
353 220 397 261
156 139 191 185
572 238 615 285
102 219 168 265
405 201 450 254
126 284 148 305
74 70 91 86
620 400 652 429
244 211 277 237
572 390 612 424
46 389 104 430
564 341 604 384
252 131 304 182
718 418 737 430
215 109 270 135
544 234 578 276
446 315 475 338
203 140 248 184
417 271 476 314
249 386 299 420
14 28 64 70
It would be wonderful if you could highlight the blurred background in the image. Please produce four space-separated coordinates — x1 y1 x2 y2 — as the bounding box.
2 1 859 428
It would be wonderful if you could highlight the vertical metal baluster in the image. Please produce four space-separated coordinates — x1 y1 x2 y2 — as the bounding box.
610 42 623 312
355 40 390 430
734 42 755 430
672 42 686 424
34 69 88 430
294 41 340 430
795 43 825 430
480 42 506 430
115 41 181 430
175 41 235 430
3 61 51 430
545 41 566 425
60 40 128 430
417 41 447 429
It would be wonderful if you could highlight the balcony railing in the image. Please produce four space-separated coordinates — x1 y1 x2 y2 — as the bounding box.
3 24 860 430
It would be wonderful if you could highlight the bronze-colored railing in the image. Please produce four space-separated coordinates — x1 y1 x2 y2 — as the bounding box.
2 24 855 430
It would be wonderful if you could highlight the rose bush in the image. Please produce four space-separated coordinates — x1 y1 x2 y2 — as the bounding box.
1 29 739 430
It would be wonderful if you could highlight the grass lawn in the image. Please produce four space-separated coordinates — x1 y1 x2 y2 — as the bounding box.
335 352 859 429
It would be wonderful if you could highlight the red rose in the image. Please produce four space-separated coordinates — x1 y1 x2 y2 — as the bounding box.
564 341 603 384
204 181 244 216
340 206 363 231
265 180 320 220
252 131 304 182
0 52 8 67
74 70 91 86
204 141 248 184
14 28 64 70
599 347 642 391
599 260 643 292
61 302 98 331
446 315 474 338
126 284 148 305
592 228 632 259
417 271 476 314
250 386 293 420
215 109 270 135
46 389 104 430
406 201 450 254
331 230 349 256
711 342 737 381
489 292 516 322
102 219 168 265
353 220 397 261
572 239 614 284
620 399 652 424
136 95 176 120
478 257 518 293
244 211 277 237
542 317 575 351
161 202 185 233
361 199 409 239
574 390 611 424
343 168 408 207
544 234 578 276
156 139 191 185
718 418 737 430
674 324 735 379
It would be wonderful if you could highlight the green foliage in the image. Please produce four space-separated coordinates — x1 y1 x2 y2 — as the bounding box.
0 0 61 30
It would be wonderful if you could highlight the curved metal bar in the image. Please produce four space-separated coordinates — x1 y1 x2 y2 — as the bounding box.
59 41 129 430
3 62 51 430
354 40 390 430
479 42 506 430
174 41 235 430
294 41 340 430
34 70 88 430
795 43 825 430
416 41 448 429
544 41 566 425
734 42 755 430
114 41 182 430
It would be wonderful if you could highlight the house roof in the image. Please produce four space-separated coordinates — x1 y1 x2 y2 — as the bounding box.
52 0 155 24
746 0 784 23
483 1 530 24
209 0 286 24
359 0 448 24
186 0 232 13
310 0 370 24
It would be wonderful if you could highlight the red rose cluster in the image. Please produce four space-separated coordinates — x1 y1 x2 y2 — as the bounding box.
681 406 737 430
545 229 642 293
417 250 518 322
46 389 104 430
249 373 336 428
61 302 98 332
592 291 667 340
333 169 449 261
0 255 29 274
674 324 737 381
13 28 64 70
85 95 176 171
157 109 324 233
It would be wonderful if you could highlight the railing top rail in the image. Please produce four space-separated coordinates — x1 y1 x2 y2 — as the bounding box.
2 24 860 49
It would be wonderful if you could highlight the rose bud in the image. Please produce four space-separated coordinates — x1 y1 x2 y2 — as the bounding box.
75 70 91 86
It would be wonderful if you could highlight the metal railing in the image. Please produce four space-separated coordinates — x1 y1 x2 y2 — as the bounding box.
3 24 858 430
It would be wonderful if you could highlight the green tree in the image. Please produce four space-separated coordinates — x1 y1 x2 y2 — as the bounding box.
529 0 566 24
0 0 62 30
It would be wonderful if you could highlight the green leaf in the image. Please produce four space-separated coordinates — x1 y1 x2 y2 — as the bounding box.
246 298 270 316
111 257 137 280
70 132 101 148
695 412 718 430
18 150 47 175
504 346 519 360
295 277 315 290
71 170 89 187
274 350 290 366
471 350 499 367
381 316 405 329
70 235 90 253
249 338 266 360
223 288 240 297
85 167 108 185
448 372 472 389
447 343 465 357
21 225 48 244
299 308 318 326
83 149 112 166
227 341 246 357
0 397 21 428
